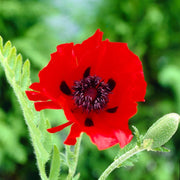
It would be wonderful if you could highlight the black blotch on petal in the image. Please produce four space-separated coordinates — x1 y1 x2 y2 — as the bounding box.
106 106 118 113
83 67 91 78
84 118 94 127
107 79 116 91
60 81 72 95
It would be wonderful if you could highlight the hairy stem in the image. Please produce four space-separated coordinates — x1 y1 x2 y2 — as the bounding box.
66 134 83 180
99 145 145 180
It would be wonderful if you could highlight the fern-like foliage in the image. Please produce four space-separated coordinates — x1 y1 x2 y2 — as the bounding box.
0 36 83 180
0 36 61 180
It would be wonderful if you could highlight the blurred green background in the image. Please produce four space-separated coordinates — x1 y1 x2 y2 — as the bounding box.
0 0 179 179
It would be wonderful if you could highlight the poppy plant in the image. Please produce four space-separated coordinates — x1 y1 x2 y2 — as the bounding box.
26 29 147 150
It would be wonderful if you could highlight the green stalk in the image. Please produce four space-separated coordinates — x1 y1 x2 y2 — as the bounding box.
66 134 83 180
99 145 145 180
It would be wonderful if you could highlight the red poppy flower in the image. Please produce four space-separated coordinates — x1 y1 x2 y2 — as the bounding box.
26 29 146 150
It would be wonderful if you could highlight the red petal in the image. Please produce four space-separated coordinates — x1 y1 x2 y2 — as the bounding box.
95 41 143 78
29 82 42 91
73 29 103 63
85 125 133 150
26 29 147 150
63 102 134 149
47 121 73 133
72 29 104 78
90 133 118 150
64 123 82 145
130 72 147 102
34 101 61 111
114 129 133 148
84 115 133 149
38 43 78 99
25 91 49 101
92 40 146 118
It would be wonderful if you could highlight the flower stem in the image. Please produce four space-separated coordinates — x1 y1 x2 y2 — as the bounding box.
98 145 145 180
72 133 82 177
66 134 83 180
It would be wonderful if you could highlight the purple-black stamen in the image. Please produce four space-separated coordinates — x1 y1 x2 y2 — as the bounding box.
85 118 94 127
107 79 116 91
72 75 112 112
83 67 91 78
106 106 118 113
60 81 72 95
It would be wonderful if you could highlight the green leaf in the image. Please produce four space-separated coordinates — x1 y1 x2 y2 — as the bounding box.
14 89 49 164
3 57 14 81
14 54 23 83
0 36 50 180
151 146 170 152
43 120 53 153
132 125 143 147
49 145 61 180
3 41 12 57
118 156 138 168
7 46 16 70
65 135 82 179
59 152 67 165
38 113 53 152
66 145 75 171
21 59 30 90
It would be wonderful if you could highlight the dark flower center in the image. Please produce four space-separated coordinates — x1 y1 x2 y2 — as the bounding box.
72 75 111 112
85 88 97 101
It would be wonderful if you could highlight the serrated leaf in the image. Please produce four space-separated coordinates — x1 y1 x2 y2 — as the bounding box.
7 47 16 70
29 127 49 164
12 82 49 164
38 112 47 131
151 146 170 152
20 106 49 164
65 135 82 179
66 145 75 168
59 152 67 165
3 41 12 57
0 36 49 180
132 125 143 147
49 145 61 180
14 54 23 83
119 155 138 168
21 59 30 90
42 120 53 153
3 60 14 80
38 113 52 153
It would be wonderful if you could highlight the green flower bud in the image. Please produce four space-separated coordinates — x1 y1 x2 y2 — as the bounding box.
144 113 180 148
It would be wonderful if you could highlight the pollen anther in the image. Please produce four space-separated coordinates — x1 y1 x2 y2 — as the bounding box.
72 75 111 112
